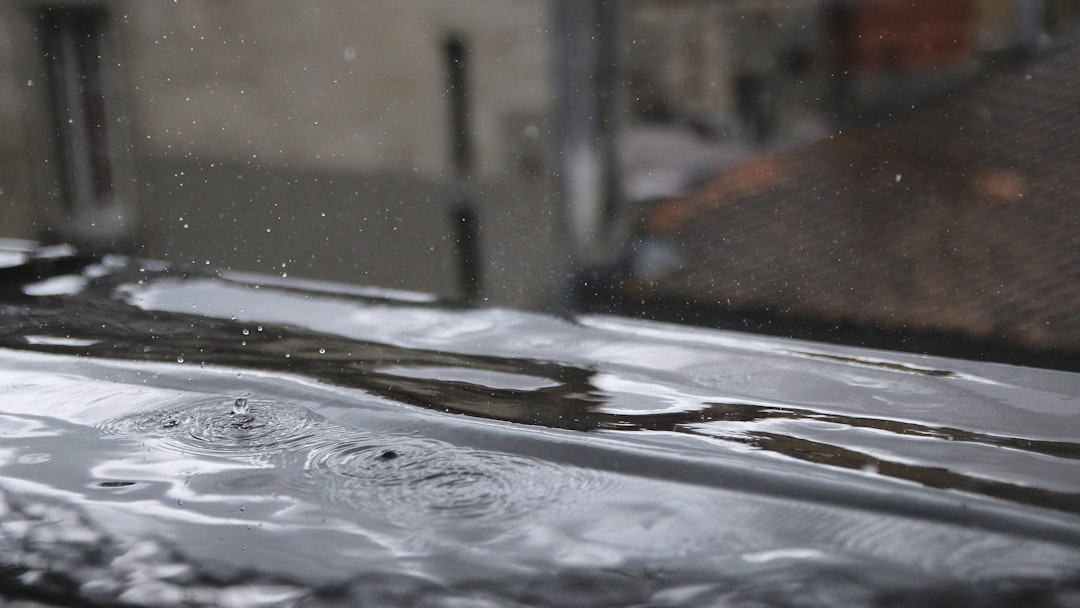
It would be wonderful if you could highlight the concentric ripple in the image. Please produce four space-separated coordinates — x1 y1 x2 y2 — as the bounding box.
304 436 610 521
97 397 331 457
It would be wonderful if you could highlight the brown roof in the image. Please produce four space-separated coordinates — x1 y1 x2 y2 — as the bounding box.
631 43 1080 354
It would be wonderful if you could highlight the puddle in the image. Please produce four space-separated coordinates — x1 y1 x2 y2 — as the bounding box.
0 251 1078 606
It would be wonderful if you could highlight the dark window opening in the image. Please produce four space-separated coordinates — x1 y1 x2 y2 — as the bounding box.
444 35 480 300
443 36 471 176
38 7 114 213
735 73 774 143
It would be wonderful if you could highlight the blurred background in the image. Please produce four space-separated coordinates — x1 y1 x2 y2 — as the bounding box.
1 0 1078 367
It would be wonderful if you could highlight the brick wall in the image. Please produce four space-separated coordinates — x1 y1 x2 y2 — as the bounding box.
832 0 975 73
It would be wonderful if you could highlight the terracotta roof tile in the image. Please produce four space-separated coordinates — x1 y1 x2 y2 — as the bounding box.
632 42 1080 353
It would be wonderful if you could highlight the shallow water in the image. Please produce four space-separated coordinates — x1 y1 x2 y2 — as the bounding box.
1 246 1079 606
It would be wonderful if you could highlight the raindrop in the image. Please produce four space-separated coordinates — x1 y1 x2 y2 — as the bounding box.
232 397 250 416
318 348 326 354
176 355 184 363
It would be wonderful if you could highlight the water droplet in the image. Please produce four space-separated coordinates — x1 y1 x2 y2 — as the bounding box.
176 355 184 363
232 398 250 416
242 329 250 336
318 348 326 354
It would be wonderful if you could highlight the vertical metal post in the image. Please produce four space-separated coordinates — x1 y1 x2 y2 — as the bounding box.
550 0 625 284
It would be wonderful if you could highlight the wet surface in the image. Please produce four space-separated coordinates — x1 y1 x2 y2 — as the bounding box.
1 242 1079 606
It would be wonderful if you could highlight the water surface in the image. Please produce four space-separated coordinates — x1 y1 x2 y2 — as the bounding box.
1 246 1079 606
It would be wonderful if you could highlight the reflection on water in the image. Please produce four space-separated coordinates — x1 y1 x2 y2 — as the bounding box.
1 254 1079 605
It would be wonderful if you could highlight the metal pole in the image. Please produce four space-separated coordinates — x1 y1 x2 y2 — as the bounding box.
550 0 625 288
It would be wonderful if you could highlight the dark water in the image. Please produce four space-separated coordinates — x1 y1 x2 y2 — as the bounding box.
1 245 1079 607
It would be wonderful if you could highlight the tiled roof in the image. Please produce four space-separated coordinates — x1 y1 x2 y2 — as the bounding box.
630 42 1080 355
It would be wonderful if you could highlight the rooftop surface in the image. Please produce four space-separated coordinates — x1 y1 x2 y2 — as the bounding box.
610 41 1080 368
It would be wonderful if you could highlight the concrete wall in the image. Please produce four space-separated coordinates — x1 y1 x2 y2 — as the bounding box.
0 5 43 240
1 0 564 308
120 1 553 178
1 5 43 240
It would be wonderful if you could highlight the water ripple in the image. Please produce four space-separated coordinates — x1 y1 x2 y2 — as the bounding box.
303 436 608 522
96 397 614 525
96 397 330 458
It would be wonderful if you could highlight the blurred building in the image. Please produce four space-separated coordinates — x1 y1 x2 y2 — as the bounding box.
2 0 1077 311
611 26 1080 366
0 0 576 307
